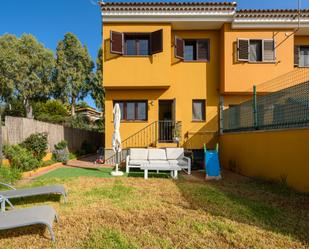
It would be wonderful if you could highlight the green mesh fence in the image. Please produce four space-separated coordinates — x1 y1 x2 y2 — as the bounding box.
223 81 309 132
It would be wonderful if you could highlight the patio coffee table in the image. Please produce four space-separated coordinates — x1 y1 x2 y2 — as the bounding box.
141 163 181 179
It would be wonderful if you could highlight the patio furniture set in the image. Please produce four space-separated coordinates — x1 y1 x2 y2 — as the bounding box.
126 148 191 179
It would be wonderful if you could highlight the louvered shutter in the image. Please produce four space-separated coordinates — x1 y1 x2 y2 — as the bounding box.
150 29 163 55
294 45 300 66
263 39 275 61
110 31 123 54
237 39 249 61
175 36 184 60
197 40 210 61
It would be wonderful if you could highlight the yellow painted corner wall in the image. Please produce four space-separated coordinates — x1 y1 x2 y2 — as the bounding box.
103 23 171 88
221 23 295 93
171 30 220 149
219 129 309 192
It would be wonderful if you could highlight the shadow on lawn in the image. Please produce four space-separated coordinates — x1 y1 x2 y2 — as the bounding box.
175 171 309 244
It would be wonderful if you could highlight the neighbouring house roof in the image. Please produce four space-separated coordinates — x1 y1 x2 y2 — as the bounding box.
233 9 309 30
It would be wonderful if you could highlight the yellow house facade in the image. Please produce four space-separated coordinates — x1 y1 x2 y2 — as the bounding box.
100 2 309 158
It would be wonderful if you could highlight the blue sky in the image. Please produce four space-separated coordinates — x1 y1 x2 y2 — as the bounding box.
1 0 309 108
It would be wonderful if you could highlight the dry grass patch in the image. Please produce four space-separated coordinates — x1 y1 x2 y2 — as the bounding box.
0 169 308 249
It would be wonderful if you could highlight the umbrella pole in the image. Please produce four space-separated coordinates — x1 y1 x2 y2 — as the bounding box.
111 149 124 176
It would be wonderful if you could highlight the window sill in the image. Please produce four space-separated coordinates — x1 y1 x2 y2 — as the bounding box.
247 61 276 64
117 120 148 123
183 60 209 63
192 120 206 123
296 66 309 68
122 55 150 58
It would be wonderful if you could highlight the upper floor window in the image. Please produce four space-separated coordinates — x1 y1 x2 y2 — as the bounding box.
237 39 275 62
110 30 163 56
114 101 148 121
125 34 150 56
295 45 309 67
175 37 210 62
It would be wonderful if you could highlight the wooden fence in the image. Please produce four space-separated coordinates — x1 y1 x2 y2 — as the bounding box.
1 116 104 152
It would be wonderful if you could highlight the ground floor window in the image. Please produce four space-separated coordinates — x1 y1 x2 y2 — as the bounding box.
114 101 148 121
192 100 206 121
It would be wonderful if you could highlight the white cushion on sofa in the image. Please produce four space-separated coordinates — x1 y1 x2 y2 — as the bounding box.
168 159 187 166
166 148 184 160
148 149 167 160
129 160 149 166
130 149 148 160
148 160 170 165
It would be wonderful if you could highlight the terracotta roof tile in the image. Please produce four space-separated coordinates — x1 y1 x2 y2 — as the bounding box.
99 2 237 7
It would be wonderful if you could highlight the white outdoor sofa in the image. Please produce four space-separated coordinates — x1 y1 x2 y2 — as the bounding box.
126 148 191 176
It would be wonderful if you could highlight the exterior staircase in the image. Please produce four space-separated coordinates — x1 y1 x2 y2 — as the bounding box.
105 120 182 165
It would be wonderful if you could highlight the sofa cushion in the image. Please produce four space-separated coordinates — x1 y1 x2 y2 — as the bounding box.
168 159 187 166
148 160 170 165
166 148 184 160
130 149 148 160
129 160 149 166
148 149 167 160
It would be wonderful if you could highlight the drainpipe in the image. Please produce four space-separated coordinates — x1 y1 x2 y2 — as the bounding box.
253 85 258 130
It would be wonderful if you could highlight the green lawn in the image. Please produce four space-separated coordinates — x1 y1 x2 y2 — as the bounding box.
0 168 308 249
37 167 114 179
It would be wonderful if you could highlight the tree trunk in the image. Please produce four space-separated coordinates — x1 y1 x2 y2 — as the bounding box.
71 96 76 117
24 98 33 119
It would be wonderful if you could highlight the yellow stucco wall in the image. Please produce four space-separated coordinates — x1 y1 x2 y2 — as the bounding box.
219 129 309 192
103 23 172 88
221 23 295 93
103 24 220 150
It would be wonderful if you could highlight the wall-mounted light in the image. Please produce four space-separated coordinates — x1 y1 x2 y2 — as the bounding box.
149 100 155 106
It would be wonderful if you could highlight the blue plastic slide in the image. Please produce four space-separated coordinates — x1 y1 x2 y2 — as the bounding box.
204 144 221 180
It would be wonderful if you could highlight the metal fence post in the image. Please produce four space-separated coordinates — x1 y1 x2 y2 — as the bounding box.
219 96 224 134
0 114 2 165
253 85 258 129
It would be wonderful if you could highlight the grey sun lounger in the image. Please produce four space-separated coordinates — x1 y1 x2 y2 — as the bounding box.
0 205 58 241
0 183 67 211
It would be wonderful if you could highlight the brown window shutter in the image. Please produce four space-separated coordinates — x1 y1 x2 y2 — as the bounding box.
237 39 249 61
197 40 210 61
175 36 184 59
294 45 300 66
263 39 275 61
110 30 123 54
150 29 163 55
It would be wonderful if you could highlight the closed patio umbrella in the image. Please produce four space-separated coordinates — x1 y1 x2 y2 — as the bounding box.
111 103 123 176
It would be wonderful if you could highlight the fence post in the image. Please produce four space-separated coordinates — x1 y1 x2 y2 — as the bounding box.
219 96 224 134
0 115 2 165
253 85 258 129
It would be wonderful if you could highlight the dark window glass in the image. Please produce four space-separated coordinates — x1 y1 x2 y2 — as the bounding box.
249 40 262 62
137 102 146 120
184 40 209 61
299 46 309 67
184 41 196 60
139 39 149 55
192 100 206 121
124 35 150 56
125 39 136 55
126 102 135 120
114 101 148 121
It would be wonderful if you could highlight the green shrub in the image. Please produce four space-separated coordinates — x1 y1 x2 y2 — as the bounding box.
33 100 69 123
3 145 40 172
20 132 48 161
0 166 21 184
54 140 68 150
